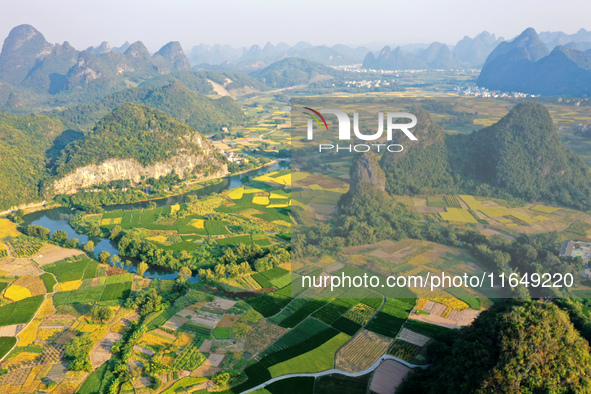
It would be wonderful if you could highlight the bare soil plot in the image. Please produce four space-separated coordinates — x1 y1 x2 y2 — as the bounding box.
204 297 237 312
90 332 123 368
397 328 430 347
0 257 43 277
132 376 153 389
205 353 225 367
243 320 288 355
163 315 189 331
336 330 393 373
369 359 412 394
199 339 213 353
152 329 176 341
0 324 24 336
216 314 240 328
32 245 84 266
133 345 155 356
191 364 220 378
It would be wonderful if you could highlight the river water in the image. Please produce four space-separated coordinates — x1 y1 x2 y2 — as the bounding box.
22 161 290 282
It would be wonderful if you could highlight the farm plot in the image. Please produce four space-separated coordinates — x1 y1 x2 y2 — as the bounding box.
336 329 393 372
315 374 371 394
264 318 329 355
214 327 233 339
439 208 478 223
245 294 291 317
243 320 289 355
268 298 308 325
366 298 414 338
312 298 357 325
217 235 252 246
44 259 95 282
369 359 412 394
0 295 44 327
204 220 230 236
173 336 206 371
267 332 350 377
278 299 330 328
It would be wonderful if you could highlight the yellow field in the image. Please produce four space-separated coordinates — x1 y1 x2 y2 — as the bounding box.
479 206 511 218
57 280 82 292
292 172 310 182
253 196 270 205
18 319 42 346
228 188 244 200
101 218 112 225
0 218 20 237
113 217 122 224
147 235 168 243
531 204 560 214
336 330 392 373
267 203 289 208
509 212 538 224
5 284 32 301
37 297 56 319
458 195 485 210
190 219 205 229
533 215 550 221
440 208 478 223
270 192 288 199
274 174 292 185
170 204 180 214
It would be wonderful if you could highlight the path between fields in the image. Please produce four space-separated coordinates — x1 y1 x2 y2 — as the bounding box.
240 355 427 394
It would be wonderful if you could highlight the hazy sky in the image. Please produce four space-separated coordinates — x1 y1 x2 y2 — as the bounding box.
1 0 589 51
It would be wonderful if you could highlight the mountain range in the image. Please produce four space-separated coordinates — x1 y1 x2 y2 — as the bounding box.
477 27 591 95
354 102 591 210
0 24 192 99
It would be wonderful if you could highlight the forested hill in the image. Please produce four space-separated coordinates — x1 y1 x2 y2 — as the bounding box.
0 113 69 210
52 103 225 178
49 82 244 133
398 300 591 393
463 102 591 208
357 102 591 210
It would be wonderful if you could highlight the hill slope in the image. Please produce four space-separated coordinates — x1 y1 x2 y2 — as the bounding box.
354 102 591 209
250 58 337 88
50 82 244 132
51 103 228 194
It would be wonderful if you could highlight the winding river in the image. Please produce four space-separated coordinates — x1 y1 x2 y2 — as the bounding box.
22 161 290 282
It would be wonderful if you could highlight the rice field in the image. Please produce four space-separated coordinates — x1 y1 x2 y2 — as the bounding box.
335 330 393 372
439 208 478 223
530 204 561 214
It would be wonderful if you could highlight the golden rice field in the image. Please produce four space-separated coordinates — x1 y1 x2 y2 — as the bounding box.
0 218 21 237
5 284 32 301
530 204 561 214
440 208 478 223
18 319 42 346
336 330 392 373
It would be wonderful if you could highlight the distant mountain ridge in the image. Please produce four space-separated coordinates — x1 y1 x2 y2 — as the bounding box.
0 24 192 96
477 28 591 95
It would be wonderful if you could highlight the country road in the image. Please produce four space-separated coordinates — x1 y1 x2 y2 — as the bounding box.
240 355 428 394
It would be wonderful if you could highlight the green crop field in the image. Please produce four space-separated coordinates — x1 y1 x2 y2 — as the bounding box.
268 298 308 325
251 273 274 288
204 220 230 235
268 333 350 377
101 282 132 301
0 295 44 327
279 299 330 328
265 318 330 355
270 274 292 289
315 374 371 394
44 258 93 282
312 299 356 325
261 267 290 280
266 377 315 394
403 319 453 340
214 327 233 339
366 298 415 338
217 235 252 246
40 273 57 292
0 336 17 359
